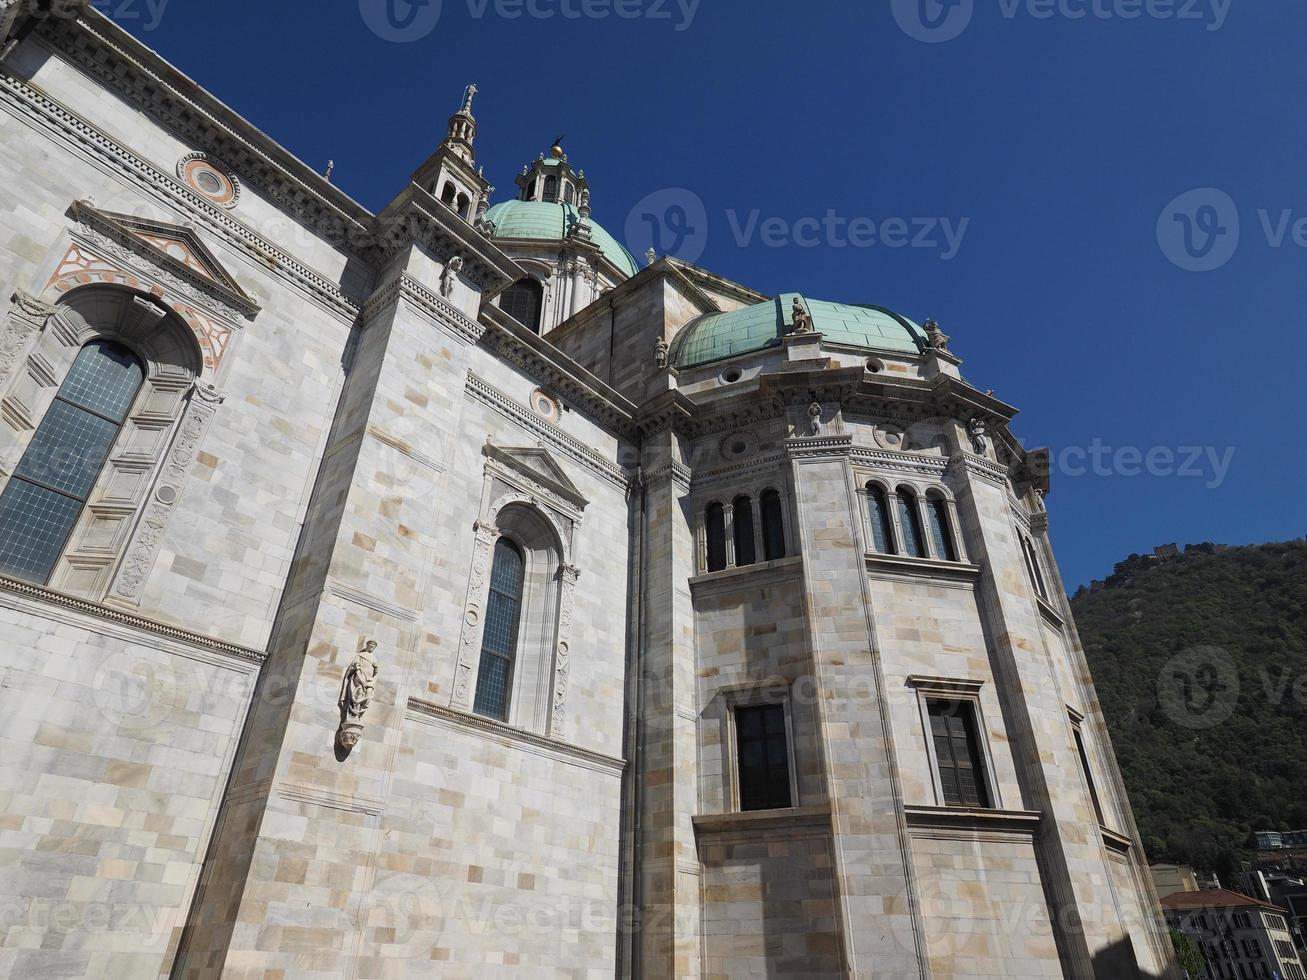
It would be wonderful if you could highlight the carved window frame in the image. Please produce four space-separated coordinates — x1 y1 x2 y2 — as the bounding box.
907 675 1001 810
0 207 250 603
450 442 587 738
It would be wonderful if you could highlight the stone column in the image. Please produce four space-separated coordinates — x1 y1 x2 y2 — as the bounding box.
946 452 1155 978
787 434 928 977
634 433 701 978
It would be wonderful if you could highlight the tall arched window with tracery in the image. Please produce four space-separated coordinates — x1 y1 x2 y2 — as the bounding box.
0 339 143 583
926 491 957 562
760 489 786 561
733 495 756 567
473 538 526 722
866 483 895 555
896 487 927 559
705 502 727 572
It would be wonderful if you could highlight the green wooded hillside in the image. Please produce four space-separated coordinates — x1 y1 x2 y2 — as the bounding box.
1070 540 1307 877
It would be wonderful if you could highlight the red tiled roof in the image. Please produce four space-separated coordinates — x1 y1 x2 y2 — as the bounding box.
1160 889 1286 914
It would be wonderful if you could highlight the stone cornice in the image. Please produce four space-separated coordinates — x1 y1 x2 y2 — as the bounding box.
688 555 803 597
946 450 1011 489
407 698 625 775
0 573 266 663
851 446 950 480
865 553 982 582
0 73 361 320
904 806 1043 838
372 186 521 294
478 304 639 438
692 805 832 838
784 434 854 460
464 372 628 490
689 451 787 491
363 273 484 346
41 11 375 250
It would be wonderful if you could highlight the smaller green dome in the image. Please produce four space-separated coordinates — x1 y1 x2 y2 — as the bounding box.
671 293 927 369
485 200 640 278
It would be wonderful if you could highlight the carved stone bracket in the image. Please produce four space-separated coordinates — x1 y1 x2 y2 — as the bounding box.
451 519 499 710
107 382 225 605
550 562 581 737
0 291 51 393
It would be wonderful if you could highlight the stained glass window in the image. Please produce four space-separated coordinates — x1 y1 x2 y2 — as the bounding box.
473 539 526 721
0 340 142 583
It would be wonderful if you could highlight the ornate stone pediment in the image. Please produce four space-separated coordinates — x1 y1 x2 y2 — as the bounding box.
483 441 588 511
67 201 258 316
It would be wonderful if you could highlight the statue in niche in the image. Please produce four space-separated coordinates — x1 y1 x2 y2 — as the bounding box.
654 337 670 369
337 639 379 751
440 256 464 299
808 401 823 436
968 416 989 455
924 318 951 351
792 298 813 334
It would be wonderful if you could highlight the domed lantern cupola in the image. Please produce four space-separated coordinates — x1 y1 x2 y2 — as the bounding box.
516 139 590 214
411 84 493 225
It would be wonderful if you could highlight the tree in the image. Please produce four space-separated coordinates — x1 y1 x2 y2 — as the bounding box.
1169 928 1204 980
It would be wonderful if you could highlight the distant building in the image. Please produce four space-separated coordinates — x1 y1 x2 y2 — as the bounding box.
1154 543 1180 557
1162 889 1306 980
1256 831 1287 850
1285 831 1307 849
1154 863 1201 895
1237 871 1307 955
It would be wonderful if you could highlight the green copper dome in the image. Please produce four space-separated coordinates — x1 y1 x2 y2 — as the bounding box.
485 200 640 278
671 293 928 369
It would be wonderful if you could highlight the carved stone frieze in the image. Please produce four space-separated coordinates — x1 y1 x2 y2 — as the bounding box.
550 563 581 737
109 383 225 604
452 520 499 709
0 292 49 392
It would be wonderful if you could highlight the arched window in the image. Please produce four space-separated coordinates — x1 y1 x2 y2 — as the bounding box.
563 182 575 205
500 277 544 333
705 502 727 572
866 483 894 555
440 182 457 207
456 193 471 220
542 175 559 203
0 340 143 583
473 538 526 722
760 490 786 561
895 487 926 559
926 492 957 562
733 496 756 568
1022 535 1049 600
527 178 538 200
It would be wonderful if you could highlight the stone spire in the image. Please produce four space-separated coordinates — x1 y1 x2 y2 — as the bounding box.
443 82 478 165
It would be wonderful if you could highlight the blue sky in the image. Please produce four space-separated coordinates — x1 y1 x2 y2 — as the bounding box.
117 0 1303 588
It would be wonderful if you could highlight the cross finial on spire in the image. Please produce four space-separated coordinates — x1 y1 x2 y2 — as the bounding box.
461 83 477 115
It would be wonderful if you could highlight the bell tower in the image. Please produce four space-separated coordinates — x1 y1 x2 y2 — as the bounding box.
412 83 494 229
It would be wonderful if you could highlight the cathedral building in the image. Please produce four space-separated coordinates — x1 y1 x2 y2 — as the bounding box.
0 6 1177 978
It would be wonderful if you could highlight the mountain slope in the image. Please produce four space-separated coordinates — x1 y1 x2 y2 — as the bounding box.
1070 540 1307 876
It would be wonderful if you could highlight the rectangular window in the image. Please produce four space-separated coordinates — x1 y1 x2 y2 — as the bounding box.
927 699 991 808
1072 722 1106 826
735 703 792 812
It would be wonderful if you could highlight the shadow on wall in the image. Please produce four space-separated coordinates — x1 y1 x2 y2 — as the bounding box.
1093 935 1170 979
